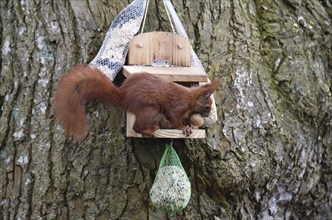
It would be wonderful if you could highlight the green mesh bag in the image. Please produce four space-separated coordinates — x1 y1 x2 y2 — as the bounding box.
149 143 191 216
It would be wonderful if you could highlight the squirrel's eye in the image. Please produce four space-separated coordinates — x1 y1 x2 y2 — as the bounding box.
205 105 210 110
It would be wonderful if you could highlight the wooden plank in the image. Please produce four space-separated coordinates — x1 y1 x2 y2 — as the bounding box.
126 113 206 138
122 66 208 82
127 32 191 66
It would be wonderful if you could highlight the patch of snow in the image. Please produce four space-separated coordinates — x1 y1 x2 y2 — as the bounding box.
39 143 50 150
297 16 305 23
30 133 36 139
50 21 59 32
36 36 45 50
19 26 25 35
38 79 49 87
268 196 278 215
14 130 24 139
5 158 11 164
40 102 47 114
17 155 29 165
2 38 11 55
25 178 31 186
278 192 292 202
275 58 281 69
234 67 248 108
255 119 261 127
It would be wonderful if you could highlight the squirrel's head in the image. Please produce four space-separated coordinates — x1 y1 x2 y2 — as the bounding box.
193 79 219 117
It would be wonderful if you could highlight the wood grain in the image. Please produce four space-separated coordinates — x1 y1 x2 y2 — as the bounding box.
127 32 191 66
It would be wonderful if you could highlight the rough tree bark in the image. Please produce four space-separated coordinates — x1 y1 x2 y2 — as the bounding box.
1 0 331 219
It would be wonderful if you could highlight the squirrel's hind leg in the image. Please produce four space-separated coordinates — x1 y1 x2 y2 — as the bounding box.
133 107 160 136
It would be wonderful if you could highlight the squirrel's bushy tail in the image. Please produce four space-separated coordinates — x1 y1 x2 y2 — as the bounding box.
54 64 122 139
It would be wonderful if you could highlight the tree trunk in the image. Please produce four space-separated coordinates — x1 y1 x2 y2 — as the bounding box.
1 0 331 219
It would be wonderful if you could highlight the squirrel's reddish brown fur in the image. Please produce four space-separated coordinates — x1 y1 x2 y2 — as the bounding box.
54 64 218 139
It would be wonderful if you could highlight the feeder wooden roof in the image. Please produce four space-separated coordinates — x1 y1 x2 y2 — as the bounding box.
123 32 208 82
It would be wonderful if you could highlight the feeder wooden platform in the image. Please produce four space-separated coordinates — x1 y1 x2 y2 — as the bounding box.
126 113 206 138
122 66 207 82
123 32 208 138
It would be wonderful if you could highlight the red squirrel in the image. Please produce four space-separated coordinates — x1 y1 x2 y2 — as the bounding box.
54 64 218 139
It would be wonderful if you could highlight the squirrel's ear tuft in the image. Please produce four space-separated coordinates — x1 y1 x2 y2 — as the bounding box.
210 79 220 90
203 89 213 98
201 79 219 99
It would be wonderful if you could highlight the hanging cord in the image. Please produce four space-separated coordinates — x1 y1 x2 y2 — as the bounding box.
163 0 187 37
163 0 175 33
140 0 175 33
140 0 150 33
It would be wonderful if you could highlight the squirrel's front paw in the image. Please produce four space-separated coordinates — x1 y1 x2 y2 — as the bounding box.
182 126 193 136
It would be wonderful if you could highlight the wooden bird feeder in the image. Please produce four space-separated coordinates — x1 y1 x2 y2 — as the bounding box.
123 31 208 138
